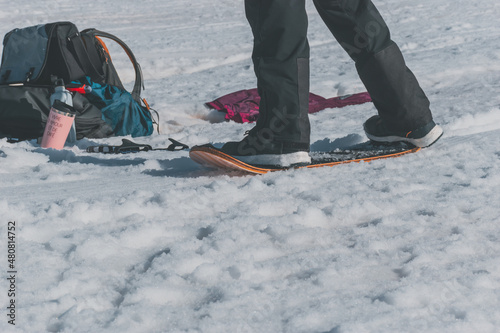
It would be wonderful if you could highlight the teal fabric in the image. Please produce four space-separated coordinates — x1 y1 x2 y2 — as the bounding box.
76 77 153 137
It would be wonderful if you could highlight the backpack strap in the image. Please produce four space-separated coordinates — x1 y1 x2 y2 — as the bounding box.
81 29 144 103
68 31 106 84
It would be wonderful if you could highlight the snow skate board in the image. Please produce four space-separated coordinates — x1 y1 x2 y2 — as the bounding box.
189 141 421 174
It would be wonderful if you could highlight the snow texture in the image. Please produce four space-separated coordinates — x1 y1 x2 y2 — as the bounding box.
1 0 500 332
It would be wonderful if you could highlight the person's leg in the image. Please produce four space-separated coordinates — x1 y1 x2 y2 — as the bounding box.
221 0 311 166
313 0 442 146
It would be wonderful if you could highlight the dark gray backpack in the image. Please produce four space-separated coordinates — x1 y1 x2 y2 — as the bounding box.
0 21 155 141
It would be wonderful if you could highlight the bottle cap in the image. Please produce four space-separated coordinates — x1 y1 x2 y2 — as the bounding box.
52 100 76 116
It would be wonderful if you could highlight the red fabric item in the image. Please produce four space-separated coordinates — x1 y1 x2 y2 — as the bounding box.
205 88 372 123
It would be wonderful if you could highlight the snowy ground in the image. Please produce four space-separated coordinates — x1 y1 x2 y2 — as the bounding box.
1 0 500 332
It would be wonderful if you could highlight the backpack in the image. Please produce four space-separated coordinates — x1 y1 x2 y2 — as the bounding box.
0 21 157 141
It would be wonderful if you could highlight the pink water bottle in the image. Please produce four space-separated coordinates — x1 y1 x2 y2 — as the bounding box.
40 100 76 150
50 79 76 144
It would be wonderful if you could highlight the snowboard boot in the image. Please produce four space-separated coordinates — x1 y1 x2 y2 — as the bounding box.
364 115 443 147
220 130 311 167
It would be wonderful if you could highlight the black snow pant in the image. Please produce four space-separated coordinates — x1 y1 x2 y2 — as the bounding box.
244 0 434 146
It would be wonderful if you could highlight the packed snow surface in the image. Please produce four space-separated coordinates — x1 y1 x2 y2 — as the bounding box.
1 0 500 332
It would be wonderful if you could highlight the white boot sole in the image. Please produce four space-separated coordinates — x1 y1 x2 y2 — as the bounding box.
234 151 311 167
366 125 443 148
